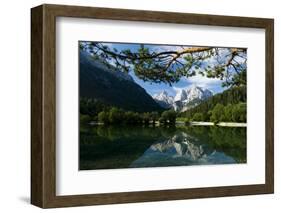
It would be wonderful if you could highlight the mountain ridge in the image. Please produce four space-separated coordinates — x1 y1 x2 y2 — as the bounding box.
153 85 213 112
79 50 163 112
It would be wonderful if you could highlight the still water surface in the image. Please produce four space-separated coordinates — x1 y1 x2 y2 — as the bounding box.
79 125 246 170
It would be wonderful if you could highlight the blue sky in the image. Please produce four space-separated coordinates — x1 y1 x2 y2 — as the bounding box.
130 71 225 96
84 42 229 97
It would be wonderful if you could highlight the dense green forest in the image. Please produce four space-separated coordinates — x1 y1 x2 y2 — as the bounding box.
80 98 110 118
80 108 177 126
179 86 246 123
80 98 176 125
189 102 246 123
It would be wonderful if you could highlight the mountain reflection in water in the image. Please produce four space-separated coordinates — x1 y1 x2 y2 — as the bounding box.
79 125 246 170
130 132 236 168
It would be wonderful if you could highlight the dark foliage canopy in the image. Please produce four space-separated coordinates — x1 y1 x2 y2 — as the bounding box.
80 42 247 87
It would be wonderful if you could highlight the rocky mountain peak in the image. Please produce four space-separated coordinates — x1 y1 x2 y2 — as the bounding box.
153 90 174 109
153 85 213 111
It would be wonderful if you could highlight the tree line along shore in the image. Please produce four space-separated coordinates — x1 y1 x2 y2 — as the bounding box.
80 102 246 127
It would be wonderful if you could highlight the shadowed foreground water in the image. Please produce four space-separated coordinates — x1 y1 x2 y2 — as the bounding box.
79 125 246 170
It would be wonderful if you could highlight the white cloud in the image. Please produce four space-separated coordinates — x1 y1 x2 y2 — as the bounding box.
182 75 222 89
172 86 184 91
100 42 113 48
150 45 186 53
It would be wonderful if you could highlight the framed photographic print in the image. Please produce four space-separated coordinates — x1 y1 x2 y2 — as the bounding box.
31 4 274 208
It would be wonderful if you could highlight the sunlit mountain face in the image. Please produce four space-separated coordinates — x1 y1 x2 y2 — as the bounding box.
153 85 213 112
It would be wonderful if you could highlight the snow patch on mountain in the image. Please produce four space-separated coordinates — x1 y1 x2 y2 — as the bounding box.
152 91 174 109
153 85 213 111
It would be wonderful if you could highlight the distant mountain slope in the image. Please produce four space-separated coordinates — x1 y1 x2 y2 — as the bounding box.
79 50 163 112
153 85 213 111
180 86 246 118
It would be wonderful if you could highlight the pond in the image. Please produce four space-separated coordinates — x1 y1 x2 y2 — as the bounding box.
79 125 246 170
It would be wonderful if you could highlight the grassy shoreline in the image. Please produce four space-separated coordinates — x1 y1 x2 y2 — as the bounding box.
176 121 246 127
89 120 246 127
